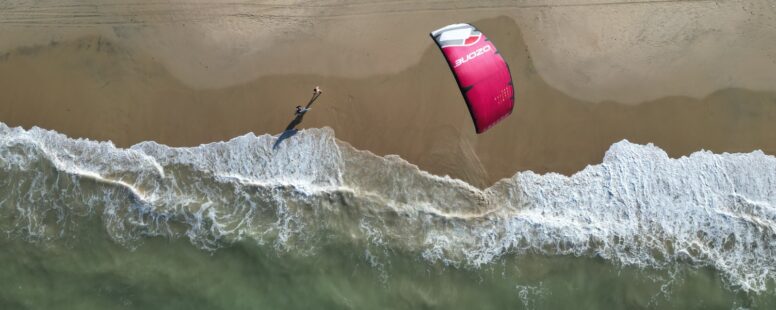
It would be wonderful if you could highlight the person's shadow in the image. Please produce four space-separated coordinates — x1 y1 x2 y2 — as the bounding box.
272 89 322 150
272 114 304 150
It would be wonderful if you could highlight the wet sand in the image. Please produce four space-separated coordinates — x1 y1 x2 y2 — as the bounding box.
2 1 776 187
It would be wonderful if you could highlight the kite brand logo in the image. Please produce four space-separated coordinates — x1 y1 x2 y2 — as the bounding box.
453 45 491 68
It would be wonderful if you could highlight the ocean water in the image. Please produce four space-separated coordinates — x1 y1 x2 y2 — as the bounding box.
1 122 775 309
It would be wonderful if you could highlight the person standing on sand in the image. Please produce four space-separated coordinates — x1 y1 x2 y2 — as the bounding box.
295 86 322 116
295 105 309 115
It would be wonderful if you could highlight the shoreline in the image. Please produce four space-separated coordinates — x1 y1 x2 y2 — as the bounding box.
2 10 776 187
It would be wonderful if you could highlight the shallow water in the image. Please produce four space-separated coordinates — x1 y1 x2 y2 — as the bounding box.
0 234 771 309
1 122 775 309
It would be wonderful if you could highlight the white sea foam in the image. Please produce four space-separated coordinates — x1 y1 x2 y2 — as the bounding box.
0 122 775 292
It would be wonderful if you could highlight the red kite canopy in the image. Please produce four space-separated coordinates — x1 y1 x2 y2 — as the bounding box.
430 23 514 133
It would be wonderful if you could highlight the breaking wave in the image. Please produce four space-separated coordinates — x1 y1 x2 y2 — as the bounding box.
0 122 775 292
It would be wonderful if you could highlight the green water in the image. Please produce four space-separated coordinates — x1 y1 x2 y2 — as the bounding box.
1 227 772 309
2 124 776 309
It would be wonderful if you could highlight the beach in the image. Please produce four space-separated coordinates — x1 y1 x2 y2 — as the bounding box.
3 0 776 186
2 0 776 308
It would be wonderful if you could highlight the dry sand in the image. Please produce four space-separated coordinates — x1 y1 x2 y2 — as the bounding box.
2 0 776 187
